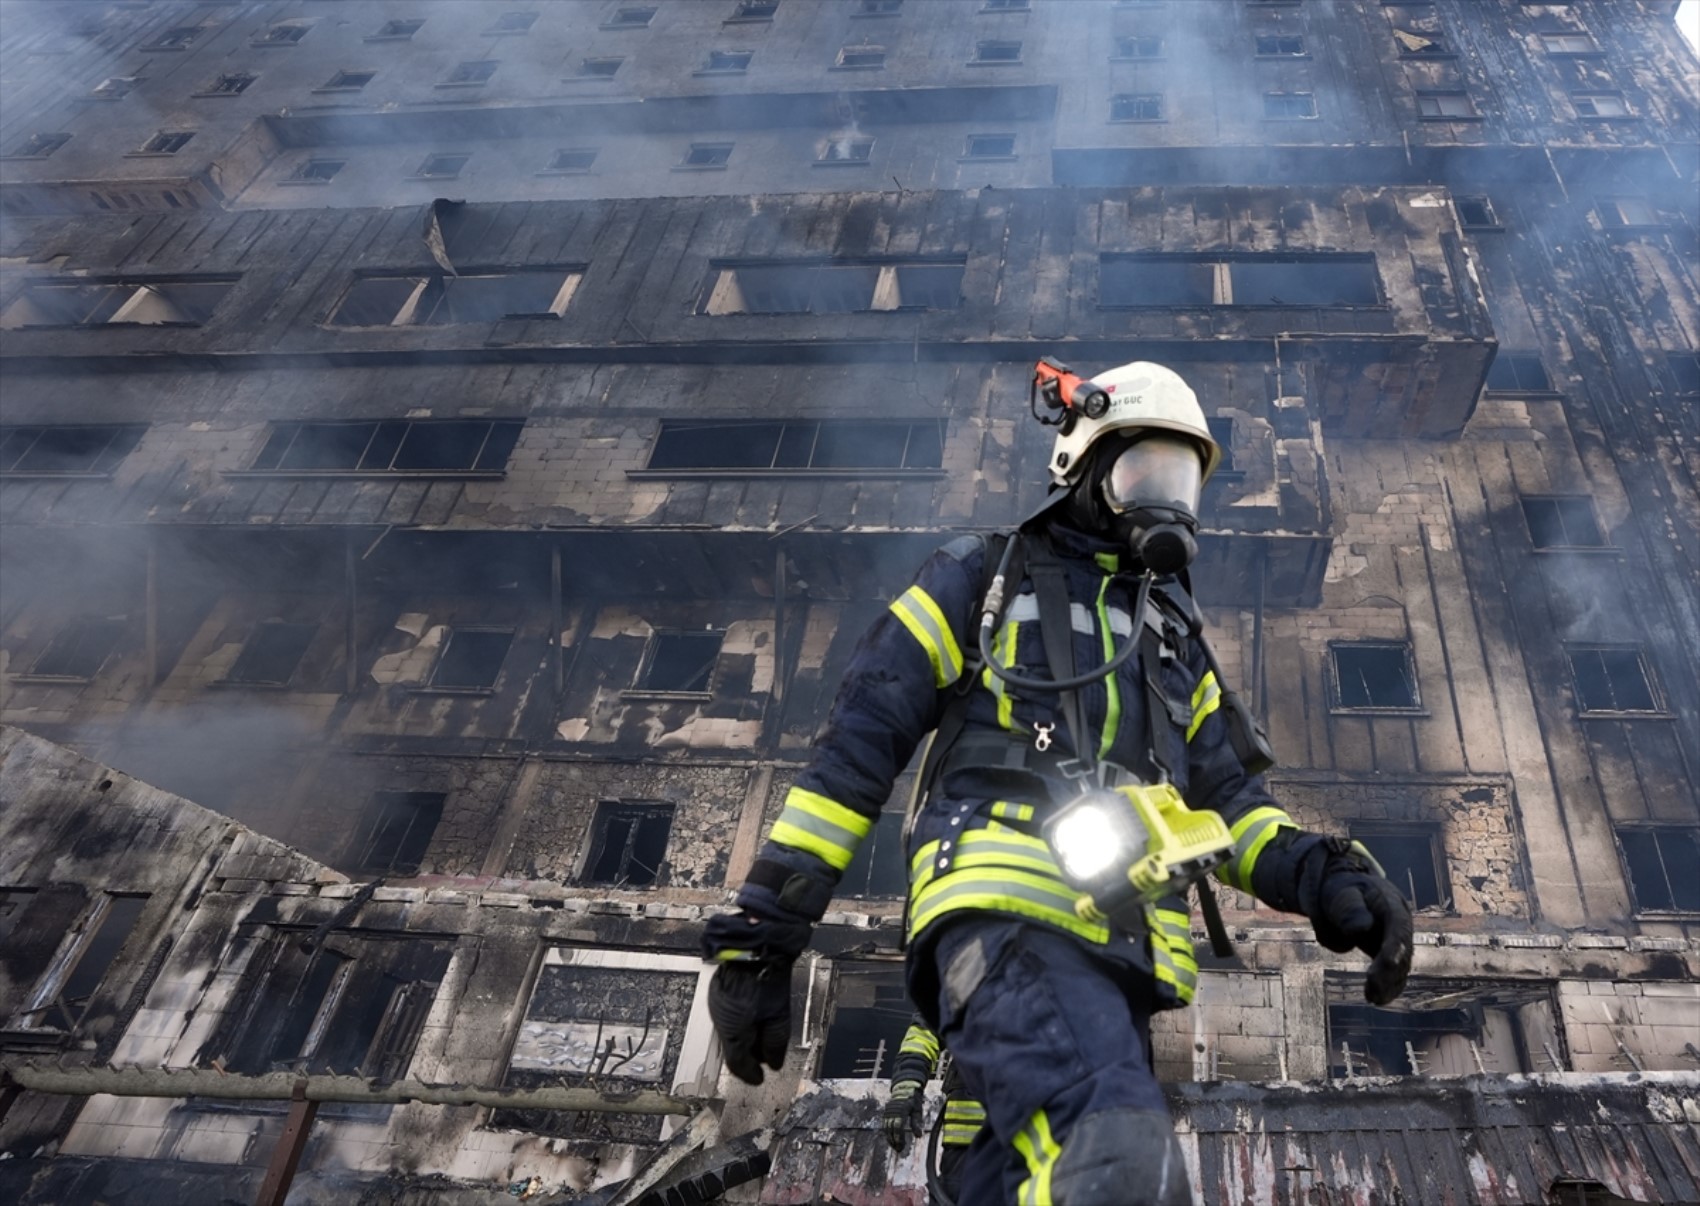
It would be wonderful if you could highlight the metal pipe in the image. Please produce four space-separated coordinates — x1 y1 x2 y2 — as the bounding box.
551 544 564 699
144 532 159 686
344 532 359 696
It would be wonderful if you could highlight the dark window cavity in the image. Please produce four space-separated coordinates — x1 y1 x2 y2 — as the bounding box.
1327 976 1561 1077
819 963 910 1078
443 61 497 86
1331 642 1420 710
1100 255 1380 307
972 39 1022 63
858 0 904 12
584 802 674 886
320 70 375 91
1395 29 1452 56
488 11 538 34
429 628 513 689
1572 92 1630 118
606 6 658 28
4 133 71 158
637 630 723 693
143 25 204 50
1568 646 1659 714
577 57 623 78
546 148 598 172
702 260 965 313
1264 91 1317 118
836 45 886 69
199 72 257 95
836 811 908 899
417 152 470 178
1417 91 1477 118
819 135 874 163
255 22 310 45
1618 827 1700 913
1540 32 1597 54
226 622 317 686
1351 823 1450 910
1669 353 1700 395
1256 34 1306 55
682 142 733 167
1 279 234 327
1455 195 1498 228
372 18 425 39
0 425 144 474
0 888 38 946
702 50 752 72
91 77 140 99
731 1 780 19
291 158 345 182
1115 35 1163 58
1110 93 1165 121
1485 353 1551 392
647 419 945 472
346 792 445 876
965 133 1016 158
31 618 125 678
1521 496 1604 549
1206 416 1236 474
250 420 524 474
983 0 1030 10
137 130 194 154
1599 197 1660 227
329 270 580 325
22 895 149 1029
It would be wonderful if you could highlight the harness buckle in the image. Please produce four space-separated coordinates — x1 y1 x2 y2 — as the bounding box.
1033 723 1055 753
1052 757 1093 782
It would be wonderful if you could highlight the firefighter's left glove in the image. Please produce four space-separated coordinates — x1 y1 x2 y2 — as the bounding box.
1301 840 1413 1006
702 910 812 1086
882 1079 926 1154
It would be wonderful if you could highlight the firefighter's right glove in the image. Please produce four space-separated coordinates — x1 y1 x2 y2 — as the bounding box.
1300 839 1413 1007
702 910 811 1086
882 1079 926 1154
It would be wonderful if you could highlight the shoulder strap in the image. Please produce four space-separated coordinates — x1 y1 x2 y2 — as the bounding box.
1023 534 1094 770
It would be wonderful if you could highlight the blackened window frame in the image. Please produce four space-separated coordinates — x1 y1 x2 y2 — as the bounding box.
582 801 676 887
1112 35 1165 60
1098 253 1384 309
637 419 947 478
1617 826 1700 914
0 277 236 329
12 893 150 1033
1263 91 1318 119
1415 90 1481 121
1254 33 1308 57
344 792 446 877
1350 821 1452 912
817 961 911 1079
21 616 127 682
1565 644 1663 717
1109 93 1166 123
323 266 583 326
367 18 425 41
1520 495 1608 551
219 621 319 688
237 419 525 479
963 133 1017 160
2 132 72 159
1483 352 1554 393
425 627 515 693
629 629 725 697
0 424 145 477
1329 640 1424 714
1454 195 1500 229
698 258 967 315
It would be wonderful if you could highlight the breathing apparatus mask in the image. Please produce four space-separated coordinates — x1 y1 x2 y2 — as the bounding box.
1061 433 1204 575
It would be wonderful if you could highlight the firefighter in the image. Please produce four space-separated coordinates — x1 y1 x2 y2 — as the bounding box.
883 1014 984 1205
703 362 1413 1205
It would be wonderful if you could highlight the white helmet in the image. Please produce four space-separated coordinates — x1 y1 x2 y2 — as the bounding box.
1048 361 1220 487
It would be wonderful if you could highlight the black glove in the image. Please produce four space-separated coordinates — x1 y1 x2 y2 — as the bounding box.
882 1079 925 1153
707 959 793 1086
1301 840 1414 1006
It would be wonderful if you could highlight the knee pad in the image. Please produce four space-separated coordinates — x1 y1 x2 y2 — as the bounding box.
1050 1108 1190 1206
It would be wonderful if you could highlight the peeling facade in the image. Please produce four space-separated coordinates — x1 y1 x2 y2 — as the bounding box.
1 2 1697 1203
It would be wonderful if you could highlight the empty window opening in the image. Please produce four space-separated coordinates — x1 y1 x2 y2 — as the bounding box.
1455 195 1498 227
1206 416 1236 474
1327 976 1561 1077
290 158 345 183
1332 642 1419 710
857 0 905 12
1110 93 1164 121
637 630 723 693
0 425 145 474
836 810 908 899
1547 1181 1639 1206
0 278 230 328
819 135 874 163
1395 29 1451 56
200 71 256 95
607 6 658 27
205 931 451 1077
1264 91 1316 118
576 56 624 78
836 45 886 68
983 0 1031 10
1521 496 1603 548
819 964 909 1078
1485 352 1551 392
18 894 149 1030
972 39 1022 63
1669 353 1700 395
91 77 140 99
144 25 204 50
4 133 71 158
372 18 425 39
330 269 578 325
1100 255 1380 307
584 802 674 886
1568 646 1658 713
703 260 965 314
1540 32 1597 53
546 148 598 172
965 133 1016 158
488 11 538 33
1417 90 1477 118
1351 823 1450 910
1255 34 1306 55
255 22 309 45
320 69 375 91
414 152 468 179
1599 197 1659 227
1572 92 1630 118
30 618 125 678
701 50 752 72
682 142 733 167
0 888 39 946
443 60 497 85
226 622 317 686
1114 35 1164 58
137 130 194 154
250 420 524 474
648 419 945 473
345 792 445 877
1618 826 1700 913
430 628 513 690
731 1 780 20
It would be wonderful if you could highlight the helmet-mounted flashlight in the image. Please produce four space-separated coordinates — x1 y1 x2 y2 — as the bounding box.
1031 357 1111 428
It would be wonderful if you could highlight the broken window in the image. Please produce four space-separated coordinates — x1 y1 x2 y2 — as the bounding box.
1110 93 1165 122
344 792 445 877
442 60 497 86
1572 91 1630 118
1669 353 1700 395
1599 197 1660 227
1351 822 1450 910
836 45 886 69
328 269 579 325
1255 34 1306 55
0 425 144 473
983 0 1030 10
289 158 345 183
1455 195 1498 228
545 148 598 172
136 130 194 154
730 0 780 20
1100 255 1380 307
1540 32 1597 54
1567 645 1659 714
430 628 513 690
30 617 125 678
858 0 904 13
818 135 874 163
606 6 658 28
142 25 204 50
702 260 964 314
1484 352 1551 391
1618 826 1700 913
1114 35 1163 58
1327 975 1562 1077
0 888 38 945
1521 496 1604 549
1548 1182 1638 1206
636 630 723 693
415 151 469 178
90 76 140 99
16 894 148 1030
681 142 733 167
371 18 425 40
3 133 70 158
250 420 524 472
487 11 538 34
819 963 909 1078
647 419 945 472
835 810 908 899
965 133 1016 158
972 39 1022 63
576 56 624 78
1417 90 1478 118
319 70 375 91
1395 29 1452 56
584 802 674 886
205 930 451 1077
1206 416 1236 474
225 622 317 687
701 50 752 72
254 22 309 45
198 71 256 96
1263 91 1317 118
1331 642 1420 711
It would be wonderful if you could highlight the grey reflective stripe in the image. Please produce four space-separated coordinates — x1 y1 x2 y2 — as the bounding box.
1222 811 1286 891
892 588 962 685
909 870 1108 942
1152 938 1198 994
776 804 865 857
1006 594 1132 637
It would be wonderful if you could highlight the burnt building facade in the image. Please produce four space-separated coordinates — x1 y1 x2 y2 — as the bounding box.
0 2 1696 1203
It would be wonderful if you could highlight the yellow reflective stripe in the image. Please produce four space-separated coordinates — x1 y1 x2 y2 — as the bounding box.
714 949 758 962
990 800 1036 824
1149 904 1198 1002
900 1024 941 1063
769 787 874 871
890 584 963 687
981 619 1018 729
1187 671 1223 742
943 1125 984 1146
909 868 1110 945
944 1100 987 1124
1013 1109 1062 1206
1095 576 1121 760
1216 806 1294 894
